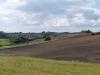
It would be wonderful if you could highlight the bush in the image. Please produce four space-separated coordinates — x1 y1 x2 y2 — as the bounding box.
44 36 51 41
91 32 100 36
13 37 29 44
81 30 92 33
91 32 95 35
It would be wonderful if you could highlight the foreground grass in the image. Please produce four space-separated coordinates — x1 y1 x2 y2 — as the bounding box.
0 56 100 75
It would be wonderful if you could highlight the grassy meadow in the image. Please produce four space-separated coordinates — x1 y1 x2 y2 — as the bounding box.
0 39 11 46
0 56 100 75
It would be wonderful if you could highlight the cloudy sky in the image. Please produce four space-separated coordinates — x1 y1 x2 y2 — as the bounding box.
0 0 100 32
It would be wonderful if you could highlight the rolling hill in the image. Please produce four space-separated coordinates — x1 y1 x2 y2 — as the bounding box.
0 33 100 63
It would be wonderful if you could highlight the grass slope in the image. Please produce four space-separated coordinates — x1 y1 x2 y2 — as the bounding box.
0 56 100 75
0 39 11 46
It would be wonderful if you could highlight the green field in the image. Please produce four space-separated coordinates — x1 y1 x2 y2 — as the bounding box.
0 56 100 75
0 39 11 46
0 38 46 49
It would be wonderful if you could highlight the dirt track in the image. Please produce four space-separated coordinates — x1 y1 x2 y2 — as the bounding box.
0 34 100 63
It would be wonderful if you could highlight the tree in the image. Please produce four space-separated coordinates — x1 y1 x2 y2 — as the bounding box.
42 31 51 41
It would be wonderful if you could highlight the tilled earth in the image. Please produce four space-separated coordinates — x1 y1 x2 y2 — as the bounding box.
0 34 100 63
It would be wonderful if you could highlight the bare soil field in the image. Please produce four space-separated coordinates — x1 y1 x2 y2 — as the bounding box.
0 33 100 63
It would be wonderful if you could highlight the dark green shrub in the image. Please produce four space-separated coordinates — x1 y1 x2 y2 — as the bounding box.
81 30 92 33
13 37 29 44
44 36 51 41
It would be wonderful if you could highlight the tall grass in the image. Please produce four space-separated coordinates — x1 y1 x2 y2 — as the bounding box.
0 56 100 75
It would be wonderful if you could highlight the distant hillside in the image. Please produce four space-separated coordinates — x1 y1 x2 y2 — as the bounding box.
0 31 99 40
5 32 71 40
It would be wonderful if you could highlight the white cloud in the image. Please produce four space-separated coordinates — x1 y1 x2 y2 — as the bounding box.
71 13 86 25
44 17 70 27
0 0 26 9
0 0 99 32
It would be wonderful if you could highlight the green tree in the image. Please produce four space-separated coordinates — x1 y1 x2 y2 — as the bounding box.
42 31 51 41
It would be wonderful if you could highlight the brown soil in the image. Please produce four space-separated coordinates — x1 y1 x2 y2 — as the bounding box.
0 33 100 63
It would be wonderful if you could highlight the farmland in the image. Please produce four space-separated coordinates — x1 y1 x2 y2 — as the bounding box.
0 33 100 63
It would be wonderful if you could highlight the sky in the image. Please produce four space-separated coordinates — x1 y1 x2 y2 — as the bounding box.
0 0 100 32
